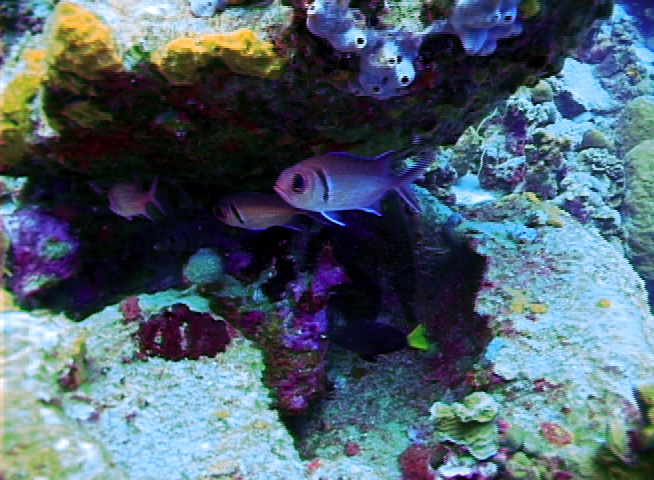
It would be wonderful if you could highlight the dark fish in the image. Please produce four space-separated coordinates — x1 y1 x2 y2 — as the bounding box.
152 218 228 253
331 321 408 362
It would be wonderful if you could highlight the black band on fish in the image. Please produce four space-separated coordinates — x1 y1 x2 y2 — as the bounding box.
230 204 245 225
315 167 330 204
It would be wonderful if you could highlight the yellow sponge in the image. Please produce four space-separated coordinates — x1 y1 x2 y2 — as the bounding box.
45 2 122 93
153 29 287 84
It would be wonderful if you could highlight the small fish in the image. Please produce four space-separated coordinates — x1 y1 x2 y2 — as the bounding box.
213 192 308 231
274 149 434 226
108 177 164 221
331 321 431 362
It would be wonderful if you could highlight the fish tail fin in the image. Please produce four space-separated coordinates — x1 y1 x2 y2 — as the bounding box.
147 176 165 216
407 324 431 350
395 151 434 212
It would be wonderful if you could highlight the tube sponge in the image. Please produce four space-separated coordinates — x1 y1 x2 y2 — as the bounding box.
305 0 426 98
306 0 368 52
429 391 500 460
350 31 422 99
445 0 523 55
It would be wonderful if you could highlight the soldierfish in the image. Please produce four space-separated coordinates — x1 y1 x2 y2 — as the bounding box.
213 192 309 230
273 150 434 226
108 177 164 221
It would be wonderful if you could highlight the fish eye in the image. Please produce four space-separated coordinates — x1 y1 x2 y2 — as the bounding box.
212 205 226 219
291 173 307 193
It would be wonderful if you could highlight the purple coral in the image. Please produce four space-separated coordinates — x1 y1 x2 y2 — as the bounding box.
137 303 231 361
2 206 80 302
281 244 349 351
263 244 349 415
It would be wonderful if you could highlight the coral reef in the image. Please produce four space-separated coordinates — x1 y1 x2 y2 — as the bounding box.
1 206 80 303
44 2 123 94
152 29 288 84
3 311 123 478
258 243 349 415
429 391 500 460
615 95 654 153
622 139 654 285
0 0 613 186
445 193 654 477
429 0 524 56
0 49 46 167
183 247 224 284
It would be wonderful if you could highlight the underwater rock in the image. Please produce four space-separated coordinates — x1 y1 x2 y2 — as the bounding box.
447 193 654 477
3 310 124 478
261 243 349 415
2 206 80 303
0 0 614 187
3 291 312 479
551 58 617 119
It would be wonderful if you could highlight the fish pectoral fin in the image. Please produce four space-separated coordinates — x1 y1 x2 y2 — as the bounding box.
303 212 331 226
360 205 382 216
280 218 304 232
321 211 347 226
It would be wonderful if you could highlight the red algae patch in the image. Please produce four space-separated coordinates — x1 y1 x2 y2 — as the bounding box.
137 303 231 360
540 422 574 446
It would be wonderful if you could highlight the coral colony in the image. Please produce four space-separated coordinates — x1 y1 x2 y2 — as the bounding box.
4 0 654 478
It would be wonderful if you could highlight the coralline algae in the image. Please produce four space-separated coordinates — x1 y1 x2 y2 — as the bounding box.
2 206 80 302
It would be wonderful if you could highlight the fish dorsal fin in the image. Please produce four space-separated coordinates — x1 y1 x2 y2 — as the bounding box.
399 151 434 184
393 151 434 212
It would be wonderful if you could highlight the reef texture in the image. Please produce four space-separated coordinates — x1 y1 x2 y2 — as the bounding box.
2 289 399 479
0 0 613 188
623 138 654 286
2 292 307 479
615 95 654 153
436 193 654 477
1 205 80 303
